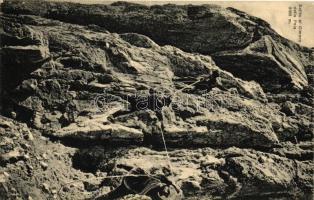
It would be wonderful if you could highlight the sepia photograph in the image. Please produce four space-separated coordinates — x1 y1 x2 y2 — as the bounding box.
0 0 313 199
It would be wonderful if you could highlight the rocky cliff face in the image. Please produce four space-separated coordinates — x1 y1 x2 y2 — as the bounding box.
2 0 312 91
0 1 313 200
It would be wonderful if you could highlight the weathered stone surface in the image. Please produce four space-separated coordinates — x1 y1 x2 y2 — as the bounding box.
0 107 310 200
0 16 48 46
92 147 312 199
2 1 255 53
272 141 314 161
2 45 49 65
0 17 50 91
0 14 292 149
0 1 313 200
2 0 311 91
0 116 31 167
0 115 102 200
212 36 308 91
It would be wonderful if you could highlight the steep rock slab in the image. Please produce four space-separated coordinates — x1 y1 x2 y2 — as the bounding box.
2 0 310 91
212 36 308 91
0 14 287 148
2 1 254 53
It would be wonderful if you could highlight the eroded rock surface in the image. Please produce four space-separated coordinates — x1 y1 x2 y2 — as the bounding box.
2 0 312 91
1 13 287 149
212 35 308 91
0 1 313 200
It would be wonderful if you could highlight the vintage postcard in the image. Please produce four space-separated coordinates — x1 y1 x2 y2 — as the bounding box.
0 0 313 199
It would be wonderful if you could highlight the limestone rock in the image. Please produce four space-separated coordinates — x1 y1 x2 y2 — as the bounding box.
0 1 313 199
0 14 288 149
2 0 311 91
212 36 308 91
95 147 312 199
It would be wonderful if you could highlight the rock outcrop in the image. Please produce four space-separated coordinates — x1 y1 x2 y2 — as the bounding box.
2 0 312 91
212 35 308 91
91 147 313 199
1 13 287 149
0 1 313 200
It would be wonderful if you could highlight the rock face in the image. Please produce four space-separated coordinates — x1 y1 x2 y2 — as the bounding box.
94 147 313 199
212 35 308 91
1 0 311 91
1 13 283 149
0 1 313 200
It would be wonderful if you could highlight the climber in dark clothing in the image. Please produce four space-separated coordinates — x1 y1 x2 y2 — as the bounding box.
67 101 78 123
148 88 165 112
60 100 78 126
194 70 220 91
147 88 171 119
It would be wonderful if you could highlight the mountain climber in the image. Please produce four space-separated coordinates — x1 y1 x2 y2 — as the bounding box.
194 70 222 91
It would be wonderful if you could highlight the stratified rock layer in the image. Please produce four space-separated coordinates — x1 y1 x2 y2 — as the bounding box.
2 0 312 91
212 35 308 90
94 147 313 199
0 1 313 200
1 14 287 149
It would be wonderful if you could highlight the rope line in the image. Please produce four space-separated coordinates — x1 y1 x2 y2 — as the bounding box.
160 127 174 175
160 75 210 174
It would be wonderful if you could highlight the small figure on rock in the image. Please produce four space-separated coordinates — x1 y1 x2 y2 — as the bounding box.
194 70 222 91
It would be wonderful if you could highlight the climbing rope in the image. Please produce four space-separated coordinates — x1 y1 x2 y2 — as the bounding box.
159 74 213 175
160 127 174 175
